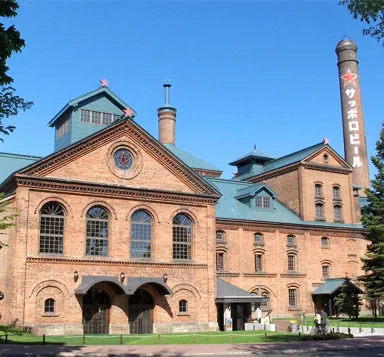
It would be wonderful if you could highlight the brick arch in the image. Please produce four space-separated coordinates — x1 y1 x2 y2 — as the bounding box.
216 246 228 253
171 283 201 298
126 204 160 223
29 279 70 299
320 259 333 265
34 197 73 217
169 208 199 227
81 201 118 220
286 282 300 289
249 285 276 298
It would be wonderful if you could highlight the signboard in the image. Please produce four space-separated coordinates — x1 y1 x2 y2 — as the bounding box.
225 317 232 332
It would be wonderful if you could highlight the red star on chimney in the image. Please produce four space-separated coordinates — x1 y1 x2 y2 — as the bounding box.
124 108 133 118
341 69 357 86
99 78 109 87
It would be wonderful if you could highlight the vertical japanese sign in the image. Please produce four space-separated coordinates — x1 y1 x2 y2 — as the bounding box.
340 69 362 168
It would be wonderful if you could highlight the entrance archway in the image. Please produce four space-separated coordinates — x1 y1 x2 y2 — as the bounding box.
129 289 154 334
82 287 110 334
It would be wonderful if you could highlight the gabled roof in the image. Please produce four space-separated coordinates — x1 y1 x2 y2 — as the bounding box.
48 86 136 127
0 152 42 185
235 183 278 200
236 142 348 180
312 278 364 295
163 144 221 172
229 149 275 166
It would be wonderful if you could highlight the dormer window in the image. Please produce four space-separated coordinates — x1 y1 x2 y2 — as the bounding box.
255 196 271 209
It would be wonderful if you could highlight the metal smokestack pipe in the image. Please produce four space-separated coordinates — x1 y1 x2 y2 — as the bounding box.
335 39 370 193
158 82 177 145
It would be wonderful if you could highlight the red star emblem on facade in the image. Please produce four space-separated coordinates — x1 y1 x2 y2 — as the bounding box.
341 69 357 86
99 78 109 87
124 108 133 118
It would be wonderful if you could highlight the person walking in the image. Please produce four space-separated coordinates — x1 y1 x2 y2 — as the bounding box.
320 308 328 334
315 310 321 333
264 311 272 324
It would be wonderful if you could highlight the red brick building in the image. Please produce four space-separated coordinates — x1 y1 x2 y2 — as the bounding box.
0 78 367 335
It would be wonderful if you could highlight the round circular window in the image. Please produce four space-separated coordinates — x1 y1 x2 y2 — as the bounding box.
113 149 134 170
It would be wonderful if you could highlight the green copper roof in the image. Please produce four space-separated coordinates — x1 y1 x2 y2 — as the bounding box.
235 142 327 180
0 152 42 184
48 86 136 127
207 177 363 229
163 144 221 172
229 149 275 166
312 278 364 295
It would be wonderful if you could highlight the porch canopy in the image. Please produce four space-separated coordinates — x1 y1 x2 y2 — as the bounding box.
216 278 263 303
312 278 364 297
74 276 173 296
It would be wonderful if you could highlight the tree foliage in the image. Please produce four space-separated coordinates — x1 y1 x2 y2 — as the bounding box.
340 0 384 47
335 278 362 319
0 0 33 140
358 122 384 317
0 193 16 249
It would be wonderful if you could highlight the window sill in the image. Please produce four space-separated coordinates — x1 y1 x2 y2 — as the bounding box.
216 240 227 245
286 244 297 249
314 196 325 200
334 219 344 223
321 246 330 249
315 218 326 222
254 243 265 247
42 314 59 317
177 312 190 316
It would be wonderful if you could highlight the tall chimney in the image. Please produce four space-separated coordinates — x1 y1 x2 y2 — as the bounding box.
158 82 177 145
335 39 370 192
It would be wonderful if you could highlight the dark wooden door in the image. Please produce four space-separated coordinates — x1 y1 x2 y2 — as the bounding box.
83 288 110 335
129 289 153 334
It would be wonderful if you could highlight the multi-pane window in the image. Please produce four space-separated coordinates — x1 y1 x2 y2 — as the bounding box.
44 298 55 314
80 109 120 126
255 254 263 272
173 213 192 260
254 233 263 245
333 186 341 200
255 196 271 209
56 116 70 140
216 231 225 244
80 109 91 123
315 203 324 220
39 202 65 254
261 292 269 308
288 255 296 272
334 205 342 221
322 265 330 279
321 237 329 247
130 210 152 258
86 206 109 256
287 235 295 246
288 289 297 307
179 300 188 313
216 252 224 271
315 184 322 197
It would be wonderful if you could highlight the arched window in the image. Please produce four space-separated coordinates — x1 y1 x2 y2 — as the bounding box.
315 184 323 198
333 186 341 200
39 202 65 254
44 298 55 314
322 264 330 279
254 233 264 245
216 251 225 271
287 254 297 272
130 210 152 258
255 253 264 272
261 292 269 308
334 205 342 221
173 213 192 260
216 231 225 244
86 206 109 256
287 235 295 246
288 288 298 308
179 299 188 313
315 203 324 220
321 237 330 248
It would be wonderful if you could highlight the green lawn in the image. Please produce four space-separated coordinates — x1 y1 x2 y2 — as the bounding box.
0 327 301 346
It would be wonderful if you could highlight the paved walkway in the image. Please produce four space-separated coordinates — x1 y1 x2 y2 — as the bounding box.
0 335 384 356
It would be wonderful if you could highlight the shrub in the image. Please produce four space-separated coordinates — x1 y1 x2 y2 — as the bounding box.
300 332 353 341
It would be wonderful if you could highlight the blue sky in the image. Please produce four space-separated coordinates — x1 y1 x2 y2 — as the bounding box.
2 0 384 179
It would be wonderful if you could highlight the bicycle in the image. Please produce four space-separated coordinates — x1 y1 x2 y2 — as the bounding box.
309 322 333 335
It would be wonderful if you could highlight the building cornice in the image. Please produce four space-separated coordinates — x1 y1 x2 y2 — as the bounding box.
243 273 277 278
216 218 364 235
26 256 208 268
15 175 219 205
280 273 307 278
302 162 352 174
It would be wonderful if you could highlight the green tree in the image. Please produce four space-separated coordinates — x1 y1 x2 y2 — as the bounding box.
358 122 384 318
340 0 384 47
0 193 15 249
335 277 362 319
0 0 33 140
